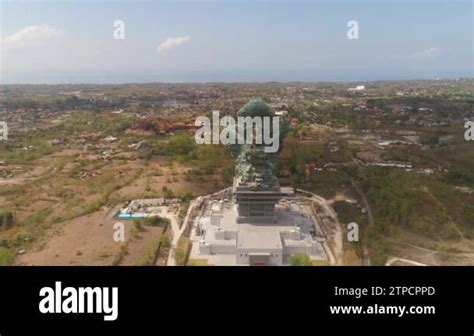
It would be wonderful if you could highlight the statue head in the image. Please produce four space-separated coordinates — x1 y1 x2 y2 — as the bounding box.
232 99 288 188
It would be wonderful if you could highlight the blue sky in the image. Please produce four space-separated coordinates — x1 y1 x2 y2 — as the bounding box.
0 0 472 83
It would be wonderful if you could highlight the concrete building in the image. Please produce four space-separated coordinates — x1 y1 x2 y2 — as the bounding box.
192 196 327 266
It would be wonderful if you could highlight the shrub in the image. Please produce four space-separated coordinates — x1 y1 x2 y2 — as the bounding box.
145 216 170 227
111 244 128 266
289 253 312 266
132 219 142 231
159 234 171 248
0 211 14 229
162 186 174 198
0 247 15 265
174 248 185 265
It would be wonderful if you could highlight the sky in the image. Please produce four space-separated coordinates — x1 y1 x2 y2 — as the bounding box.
0 0 472 83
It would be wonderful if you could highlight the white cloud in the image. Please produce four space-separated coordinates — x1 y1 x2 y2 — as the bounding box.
411 47 440 60
157 35 190 53
393 47 440 60
1 25 63 49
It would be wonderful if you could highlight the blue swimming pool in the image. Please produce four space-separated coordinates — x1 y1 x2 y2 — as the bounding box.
117 212 147 219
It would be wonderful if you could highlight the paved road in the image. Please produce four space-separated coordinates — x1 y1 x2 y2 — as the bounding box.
312 195 344 265
164 201 196 266
298 189 344 265
164 211 180 266
386 257 427 266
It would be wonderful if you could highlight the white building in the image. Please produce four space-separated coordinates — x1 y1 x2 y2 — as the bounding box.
193 198 327 266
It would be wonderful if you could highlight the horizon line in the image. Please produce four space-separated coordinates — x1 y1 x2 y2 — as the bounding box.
1 77 473 86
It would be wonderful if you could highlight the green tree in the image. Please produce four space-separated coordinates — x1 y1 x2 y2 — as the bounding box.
180 191 194 202
162 186 175 198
